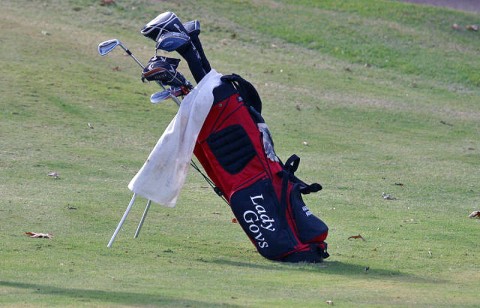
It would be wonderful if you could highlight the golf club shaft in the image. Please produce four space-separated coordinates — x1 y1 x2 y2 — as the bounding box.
118 44 145 69
171 95 181 106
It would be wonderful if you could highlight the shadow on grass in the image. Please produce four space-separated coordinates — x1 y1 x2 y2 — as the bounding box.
207 259 446 284
0 280 238 307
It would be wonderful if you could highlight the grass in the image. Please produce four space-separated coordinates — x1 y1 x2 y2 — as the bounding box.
1 0 479 307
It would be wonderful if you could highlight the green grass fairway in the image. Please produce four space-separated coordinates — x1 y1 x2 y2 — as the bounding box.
1 0 479 307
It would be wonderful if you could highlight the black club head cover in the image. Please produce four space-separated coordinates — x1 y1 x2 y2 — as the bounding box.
142 56 191 89
140 11 188 42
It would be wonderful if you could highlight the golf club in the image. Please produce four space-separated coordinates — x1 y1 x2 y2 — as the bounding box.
150 90 172 104
150 87 184 104
98 39 145 69
98 38 183 106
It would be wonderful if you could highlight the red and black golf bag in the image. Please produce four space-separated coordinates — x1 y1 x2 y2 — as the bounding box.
193 74 329 262
138 11 328 262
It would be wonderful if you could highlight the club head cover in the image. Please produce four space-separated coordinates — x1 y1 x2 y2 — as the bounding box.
183 20 200 37
155 32 191 52
141 11 188 42
142 56 192 88
146 55 181 70
142 56 179 83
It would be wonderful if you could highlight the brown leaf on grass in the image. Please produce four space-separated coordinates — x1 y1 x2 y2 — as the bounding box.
25 232 52 239
100 0 115 6
231 218 238 223
348 234 365 241
452 23 462 30
468 211 480 218
466 24 479 31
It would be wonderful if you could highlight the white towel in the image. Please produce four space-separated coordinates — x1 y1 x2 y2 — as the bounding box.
128 69 222 207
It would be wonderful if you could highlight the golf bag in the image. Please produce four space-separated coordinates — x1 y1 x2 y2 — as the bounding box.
194 74 329 262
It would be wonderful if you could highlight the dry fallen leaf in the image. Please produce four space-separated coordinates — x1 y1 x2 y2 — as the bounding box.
452 23 461 30
468 211 480 218
100 0 116 6
466 24 479 31
47 171 59 179
382 192 396 200
348 234 365 241
25 232 52 239
231 218 238 223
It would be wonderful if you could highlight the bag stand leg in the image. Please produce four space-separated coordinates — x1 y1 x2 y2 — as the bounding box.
134 199 152 239
107 193 137 248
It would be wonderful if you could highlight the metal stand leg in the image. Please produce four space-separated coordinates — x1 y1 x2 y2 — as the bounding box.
107 193 137 248
134 199 152 239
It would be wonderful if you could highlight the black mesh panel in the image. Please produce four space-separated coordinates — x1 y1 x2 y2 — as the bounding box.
207 125 256 174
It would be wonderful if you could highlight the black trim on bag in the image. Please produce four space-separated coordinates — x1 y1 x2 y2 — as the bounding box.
207 125 256 174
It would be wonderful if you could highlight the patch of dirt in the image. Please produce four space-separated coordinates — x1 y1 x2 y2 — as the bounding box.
399 0 480 13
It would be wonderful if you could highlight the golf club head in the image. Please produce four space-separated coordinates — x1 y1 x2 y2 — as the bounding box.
98 39 120 56
150 87 185 104
150 90 172 104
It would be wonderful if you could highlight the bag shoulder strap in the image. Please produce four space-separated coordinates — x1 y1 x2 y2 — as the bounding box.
221 73 262 114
